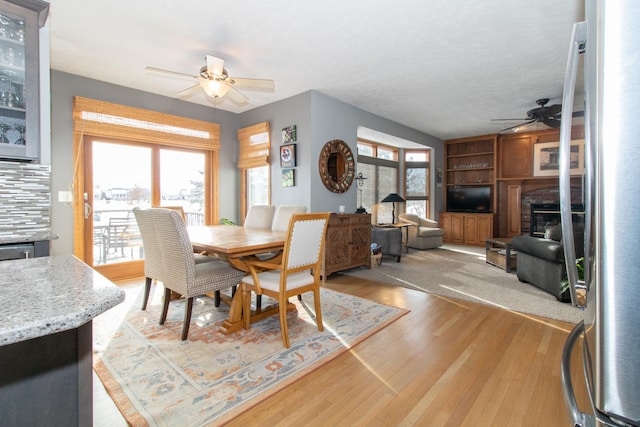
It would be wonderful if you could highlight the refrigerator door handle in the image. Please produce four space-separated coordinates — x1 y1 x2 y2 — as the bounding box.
561 321 595 427
559 21 588 308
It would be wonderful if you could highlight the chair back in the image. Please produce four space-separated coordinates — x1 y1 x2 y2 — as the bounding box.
281 212 330 279
150 208 197 295
153 205 186 222
271 205 308 231
132 207 163 281
244 205 276 229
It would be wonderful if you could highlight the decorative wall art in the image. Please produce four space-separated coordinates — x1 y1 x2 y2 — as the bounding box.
282 125 297 144
281 169 295 187
436 167 443 188
280 144 297 168
533 139 585 176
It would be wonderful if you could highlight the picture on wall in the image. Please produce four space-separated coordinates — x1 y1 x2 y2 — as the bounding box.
533 139 585 176
281 169 295 187
280 144 296 168
282 125 297 144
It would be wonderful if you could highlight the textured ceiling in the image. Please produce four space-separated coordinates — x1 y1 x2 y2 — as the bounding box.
47 0 585 142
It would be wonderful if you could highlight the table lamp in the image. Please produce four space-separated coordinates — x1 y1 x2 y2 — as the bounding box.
381 193 405 224
354 172 368 213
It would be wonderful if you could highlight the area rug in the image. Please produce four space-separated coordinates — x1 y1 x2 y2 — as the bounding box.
93 285 408 426
341 244 583 324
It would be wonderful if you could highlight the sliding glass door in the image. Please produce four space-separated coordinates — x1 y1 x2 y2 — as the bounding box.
84 137 206 280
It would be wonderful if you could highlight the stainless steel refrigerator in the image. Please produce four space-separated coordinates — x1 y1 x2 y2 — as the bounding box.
559 0 640 426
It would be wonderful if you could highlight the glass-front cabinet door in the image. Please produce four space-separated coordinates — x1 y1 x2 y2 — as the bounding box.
0 0 47 161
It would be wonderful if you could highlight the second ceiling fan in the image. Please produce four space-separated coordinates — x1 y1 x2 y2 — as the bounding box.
146 54 275 106
492 98 584 133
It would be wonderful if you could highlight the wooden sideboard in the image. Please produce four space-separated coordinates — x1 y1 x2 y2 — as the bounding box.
322 213 371 279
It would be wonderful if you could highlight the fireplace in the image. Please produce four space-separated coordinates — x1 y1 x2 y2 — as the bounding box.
530 203 585 237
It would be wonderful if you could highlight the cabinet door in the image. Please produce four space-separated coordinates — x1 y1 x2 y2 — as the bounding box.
350 222 371 265
463 216 478 245
325 222 349 272
498 135 533 178
451 215 464 243
476 215 494 243
440 214 452 241
0 1 46 161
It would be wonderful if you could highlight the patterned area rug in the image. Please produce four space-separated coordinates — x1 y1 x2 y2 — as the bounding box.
93 285 408 426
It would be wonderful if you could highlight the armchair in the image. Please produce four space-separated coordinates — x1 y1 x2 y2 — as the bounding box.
398 213 444 249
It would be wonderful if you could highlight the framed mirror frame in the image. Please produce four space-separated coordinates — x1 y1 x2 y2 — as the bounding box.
318 139 355 193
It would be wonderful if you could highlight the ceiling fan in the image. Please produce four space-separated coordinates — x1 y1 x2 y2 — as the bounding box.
491 98 584 133
145 54 275 106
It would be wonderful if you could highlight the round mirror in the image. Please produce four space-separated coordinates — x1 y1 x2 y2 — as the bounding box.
318 139 355 193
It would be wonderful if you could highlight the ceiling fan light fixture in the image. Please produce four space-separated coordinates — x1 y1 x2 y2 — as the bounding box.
200 79 230 98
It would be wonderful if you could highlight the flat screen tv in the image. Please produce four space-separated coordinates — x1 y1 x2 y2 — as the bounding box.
447 186 492 213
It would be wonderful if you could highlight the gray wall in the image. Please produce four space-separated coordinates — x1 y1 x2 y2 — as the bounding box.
49 72 443 256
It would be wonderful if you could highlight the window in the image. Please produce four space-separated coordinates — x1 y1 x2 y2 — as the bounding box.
238 122 271 222
357 142 399 224
405 150 431 218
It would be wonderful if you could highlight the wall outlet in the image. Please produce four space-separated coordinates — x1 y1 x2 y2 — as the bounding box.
58 191 73 203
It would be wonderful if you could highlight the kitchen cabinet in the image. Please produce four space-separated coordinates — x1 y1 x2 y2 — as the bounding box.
322 213 371 279
0 0 48 161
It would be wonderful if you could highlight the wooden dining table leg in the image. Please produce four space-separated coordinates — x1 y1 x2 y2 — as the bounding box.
218 281 246 335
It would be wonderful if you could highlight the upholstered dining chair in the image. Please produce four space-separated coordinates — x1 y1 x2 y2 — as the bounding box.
270 205 307 231
133 207 217 311
150 208 247 340
240 212 330 348
243 205 275 228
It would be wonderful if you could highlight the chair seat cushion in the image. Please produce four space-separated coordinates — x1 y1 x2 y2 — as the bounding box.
243 270 314 293
416 227 445 238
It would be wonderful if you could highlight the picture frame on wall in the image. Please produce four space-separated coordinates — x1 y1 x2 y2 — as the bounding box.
282 125 297 144
280 144 296 168
533 139 585 176
282 169 295 187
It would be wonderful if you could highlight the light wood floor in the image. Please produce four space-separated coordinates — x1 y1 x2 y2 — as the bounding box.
95 273 589 426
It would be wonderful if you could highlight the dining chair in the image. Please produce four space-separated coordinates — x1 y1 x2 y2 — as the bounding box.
270 205 307 231
133 207 218 311
243 204 275 228
240 212 330 348
151 208 247 340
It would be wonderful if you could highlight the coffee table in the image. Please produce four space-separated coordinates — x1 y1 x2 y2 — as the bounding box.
485 237 517 273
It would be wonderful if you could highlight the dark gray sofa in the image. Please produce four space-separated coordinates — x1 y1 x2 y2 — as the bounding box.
511 224 583 302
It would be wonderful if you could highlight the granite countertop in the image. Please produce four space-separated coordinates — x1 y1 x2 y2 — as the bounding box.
0 255 125 346
0 230 59 245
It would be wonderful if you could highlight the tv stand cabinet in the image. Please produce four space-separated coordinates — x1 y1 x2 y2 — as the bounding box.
440 212 496 246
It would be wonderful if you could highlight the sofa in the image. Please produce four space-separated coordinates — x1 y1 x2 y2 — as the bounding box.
398 213 444 249
511 224 584 301
371 225 403 262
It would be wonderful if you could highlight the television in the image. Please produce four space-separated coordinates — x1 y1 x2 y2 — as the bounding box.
446 186 492 213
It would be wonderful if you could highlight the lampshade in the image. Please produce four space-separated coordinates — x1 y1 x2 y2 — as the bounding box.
381 193 405 203
200 79 230 98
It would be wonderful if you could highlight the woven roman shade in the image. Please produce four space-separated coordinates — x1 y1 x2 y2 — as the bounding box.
73 96 220 150
237 122 270 169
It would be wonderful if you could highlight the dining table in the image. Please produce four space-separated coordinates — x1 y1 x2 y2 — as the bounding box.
187 224 289 335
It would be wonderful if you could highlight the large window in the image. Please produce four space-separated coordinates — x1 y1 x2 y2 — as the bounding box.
357 141 399 224
238 122 271 223
357 141 432 223
405 150 431 217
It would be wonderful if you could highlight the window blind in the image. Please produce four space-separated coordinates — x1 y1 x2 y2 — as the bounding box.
237 122 270 169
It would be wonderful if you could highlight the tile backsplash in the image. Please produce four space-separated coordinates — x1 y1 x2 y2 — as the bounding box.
0 160 51 236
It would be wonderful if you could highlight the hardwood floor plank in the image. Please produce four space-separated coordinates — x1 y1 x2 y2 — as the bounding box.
96 273 589 426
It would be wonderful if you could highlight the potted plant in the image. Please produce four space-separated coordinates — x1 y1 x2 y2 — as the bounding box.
560 257 584 302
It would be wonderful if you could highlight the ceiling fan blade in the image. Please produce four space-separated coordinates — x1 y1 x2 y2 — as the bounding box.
545 104 562 116
499 120 535 133
145 66 197 80
542 117 562 128
224 84 250 106
227 77 275 91
175 84 201 98
205 55 225 77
